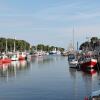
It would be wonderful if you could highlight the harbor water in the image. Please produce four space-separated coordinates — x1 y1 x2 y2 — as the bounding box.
0 55 100 100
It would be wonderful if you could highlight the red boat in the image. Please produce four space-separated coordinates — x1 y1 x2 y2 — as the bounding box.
0 55 11 64
80 57 97 74
18 52 26 60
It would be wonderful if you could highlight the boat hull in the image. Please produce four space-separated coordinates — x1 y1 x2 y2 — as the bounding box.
19 56 26 60
0 58 11 63
80 59 97 74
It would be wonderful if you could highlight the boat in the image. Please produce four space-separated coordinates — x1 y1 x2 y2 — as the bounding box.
68 54 76 62
69 59 78 68
84 90 100 100
79 55 97 74
49 48 61 55
26 53 32 61
49 48 57 55
18 52 27 60
56 50 61 55
68 54 78 68
32 51 43 57
10 53 19 61
61 51 69 56
0 54 11 63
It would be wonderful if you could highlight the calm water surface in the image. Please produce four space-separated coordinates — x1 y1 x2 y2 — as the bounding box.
0 56 100 100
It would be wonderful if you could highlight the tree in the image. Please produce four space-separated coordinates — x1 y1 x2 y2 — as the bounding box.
0 38 30 52
80 37 100 50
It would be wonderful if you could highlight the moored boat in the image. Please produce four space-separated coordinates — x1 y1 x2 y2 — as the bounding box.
69 59 78 68
18 52 27 60
32 51 43 57
10 54 19 61
49 48 61 55
79 56 97 74
68 53 77 62
0 54 11 63
61 51 69 56
68 53 78 68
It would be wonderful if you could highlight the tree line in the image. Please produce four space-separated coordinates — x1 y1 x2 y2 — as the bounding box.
0 37 30 52
32 44 65 52
0 38 65 53
79 37 100 50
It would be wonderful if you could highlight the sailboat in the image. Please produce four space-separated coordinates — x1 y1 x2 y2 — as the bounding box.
68 26 78 68
10 36 19 61
0 38 11 63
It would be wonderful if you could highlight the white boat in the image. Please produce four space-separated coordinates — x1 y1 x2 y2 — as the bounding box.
69 59 78 64
68 54 76 62
68 54 78 68
69 59 78 68
26 53 31 61
56 50 61 55
32 51 43 57
10 54 19 61
49 48 61 55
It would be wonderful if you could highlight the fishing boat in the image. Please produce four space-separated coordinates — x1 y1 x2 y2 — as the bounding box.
0 54 11 63
79 55 97 74
18 52 27 60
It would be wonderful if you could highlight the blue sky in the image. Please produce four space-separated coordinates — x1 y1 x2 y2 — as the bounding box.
0 0 100 49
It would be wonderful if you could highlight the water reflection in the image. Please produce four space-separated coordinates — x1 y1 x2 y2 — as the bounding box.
69 67 99 99
0 61 30 78
0 56 60 79
0 56 100 100
31 56 54 64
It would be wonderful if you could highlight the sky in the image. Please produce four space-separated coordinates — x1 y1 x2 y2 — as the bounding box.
0 0 100 49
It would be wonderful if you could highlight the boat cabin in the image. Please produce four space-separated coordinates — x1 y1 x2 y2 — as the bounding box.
68 54 76 62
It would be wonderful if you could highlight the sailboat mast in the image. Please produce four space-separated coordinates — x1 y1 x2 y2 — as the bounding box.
6 38 7 54
14 35 16 52
73 26 75 50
